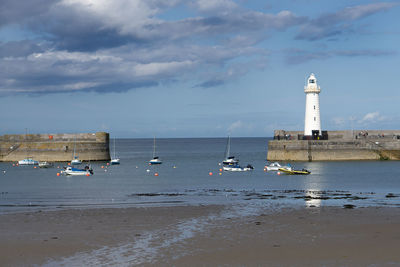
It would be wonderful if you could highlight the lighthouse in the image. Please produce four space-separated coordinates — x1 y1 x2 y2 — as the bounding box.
304 73 321 137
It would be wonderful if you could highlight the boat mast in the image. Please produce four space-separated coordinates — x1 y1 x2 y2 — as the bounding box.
225 136 231 159
73 136 76 159
153 136 156 158
113 138 116 158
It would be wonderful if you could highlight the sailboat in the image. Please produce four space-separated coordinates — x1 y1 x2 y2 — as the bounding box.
71 137 82 165
149 137 162 165
18 129 39 165
222 136 239 165
110 138 120 165
222 136 253 172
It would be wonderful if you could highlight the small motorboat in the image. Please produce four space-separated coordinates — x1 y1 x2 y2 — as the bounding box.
278 167 311 175
38 161 53 168
264 162 290 171
18 158 39 165
223 163 254 172
61 165 93 176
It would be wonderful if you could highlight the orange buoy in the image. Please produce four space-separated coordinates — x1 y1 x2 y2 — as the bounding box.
86 173 90 176
209 172 213 176
154 172 159 176
219 168 222 172
101 166 104 169
33 166 37 169
68 163 71 166
277 172 281 175
57 173 60 176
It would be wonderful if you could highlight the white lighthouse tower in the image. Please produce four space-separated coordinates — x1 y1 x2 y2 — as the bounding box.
304 73 321 136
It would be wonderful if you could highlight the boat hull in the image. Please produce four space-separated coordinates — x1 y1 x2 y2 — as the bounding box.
110 159 120 165
18 159 38 165
278 168 311 175
223 166 253 172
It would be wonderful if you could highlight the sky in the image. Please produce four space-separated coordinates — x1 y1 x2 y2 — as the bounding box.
0 0 399 138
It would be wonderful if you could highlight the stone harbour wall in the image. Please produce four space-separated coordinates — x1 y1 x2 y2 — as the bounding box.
268 130 400 161
0 132 110 162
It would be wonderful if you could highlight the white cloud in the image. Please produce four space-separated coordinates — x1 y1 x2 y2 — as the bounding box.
358 112 385 124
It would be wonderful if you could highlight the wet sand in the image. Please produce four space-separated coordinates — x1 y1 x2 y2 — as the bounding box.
1 205 400 266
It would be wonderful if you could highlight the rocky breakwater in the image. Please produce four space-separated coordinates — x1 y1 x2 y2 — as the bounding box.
0 132 110 162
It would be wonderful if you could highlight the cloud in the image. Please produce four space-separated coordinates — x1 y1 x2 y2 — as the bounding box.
296 3 398 41
2 0 297 95
0 1 393 96
0 0 57 27
358 112 386 124
228 120 245 133
285 49 395 64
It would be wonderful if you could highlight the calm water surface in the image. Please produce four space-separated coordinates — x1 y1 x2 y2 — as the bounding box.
1 137 400 213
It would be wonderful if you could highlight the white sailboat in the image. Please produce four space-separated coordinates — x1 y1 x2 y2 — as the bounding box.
222 136 253 172
149 137 162 165
71 137 82 165
110 138 120 165
18 129 38 165
222 136 239 165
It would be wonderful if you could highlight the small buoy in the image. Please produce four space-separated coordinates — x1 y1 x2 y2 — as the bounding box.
173 166 177 169
57 166 60 169
33 166 37 169
136 166 138 168
107 163 110 166
277 172 281 175
219 172 222 175
68 163 71 165
3 170 6 174
86 173 90 176
219 168 222 172
146 169 150 173
209 172 213 176
57 173 60 176
16 163 19 166
154 172 159 176
101 166 104 169
12 164 15 167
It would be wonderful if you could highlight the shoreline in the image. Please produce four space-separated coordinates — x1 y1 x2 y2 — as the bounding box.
1 204 400 266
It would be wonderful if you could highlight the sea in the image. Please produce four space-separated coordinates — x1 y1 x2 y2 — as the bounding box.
1 137 400 214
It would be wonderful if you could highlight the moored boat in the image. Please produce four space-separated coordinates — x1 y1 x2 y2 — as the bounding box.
149 137 162 165
18 158 39 165
110 138 120 165
221 136 253 172
278 167 311 175
223 163 254 172
264 162 290 171
38 161 53 168
71 137 82 165
61 165 93 176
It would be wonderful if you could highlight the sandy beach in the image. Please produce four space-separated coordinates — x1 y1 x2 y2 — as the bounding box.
1 204 400 266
